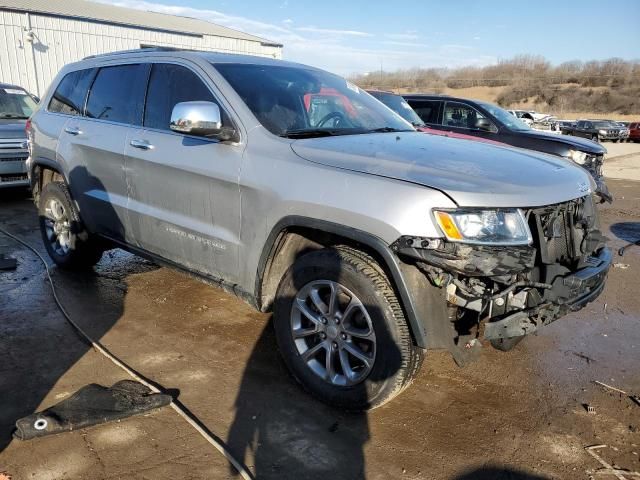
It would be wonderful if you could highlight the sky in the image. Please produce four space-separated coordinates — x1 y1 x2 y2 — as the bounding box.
97 0 640 76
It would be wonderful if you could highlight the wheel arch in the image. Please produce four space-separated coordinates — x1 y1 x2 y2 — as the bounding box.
255 216 430 348
30 158 68 204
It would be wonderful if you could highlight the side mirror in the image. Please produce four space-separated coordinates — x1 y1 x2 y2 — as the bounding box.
170 101 230 139
475 118 494 132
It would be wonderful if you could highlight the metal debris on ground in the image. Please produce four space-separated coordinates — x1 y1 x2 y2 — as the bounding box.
613 263 630 269
572 351 596 364
585 444 640 479
585 404 597 414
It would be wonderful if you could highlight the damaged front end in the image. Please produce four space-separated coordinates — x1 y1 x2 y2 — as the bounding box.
580 152 612 204
392 194 611 362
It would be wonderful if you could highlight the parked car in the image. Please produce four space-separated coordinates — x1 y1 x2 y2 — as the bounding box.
367 90 503 145
604 120 630 142
508 109 535 125
27 49 611 409
563 120 625 143
0 83 38 189
557 120 577 134
629 122 640 142
403 94 611 202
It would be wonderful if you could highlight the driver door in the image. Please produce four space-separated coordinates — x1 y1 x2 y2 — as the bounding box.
440 101 498 141
124 62 242 283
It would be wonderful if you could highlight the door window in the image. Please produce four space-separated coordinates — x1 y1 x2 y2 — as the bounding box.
144 63 224 132
48 69 96 116
407 100 441 125
86 64 147 125
442 101 489 130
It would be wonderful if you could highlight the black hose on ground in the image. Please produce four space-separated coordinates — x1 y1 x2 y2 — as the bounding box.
0 226 254 480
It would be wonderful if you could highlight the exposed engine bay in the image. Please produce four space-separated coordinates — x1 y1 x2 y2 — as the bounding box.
392 194 611 352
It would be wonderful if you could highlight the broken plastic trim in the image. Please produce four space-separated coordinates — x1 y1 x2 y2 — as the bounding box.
391 236 536 277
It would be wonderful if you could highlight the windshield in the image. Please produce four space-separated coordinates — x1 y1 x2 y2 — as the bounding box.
214 63 414 137
594 121 614 128
478 102 531 131
370 92 424 126
0 87 36 119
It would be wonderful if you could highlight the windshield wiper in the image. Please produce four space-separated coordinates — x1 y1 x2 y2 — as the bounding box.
279 129 349 139
411 122 426 128
368 127 414 133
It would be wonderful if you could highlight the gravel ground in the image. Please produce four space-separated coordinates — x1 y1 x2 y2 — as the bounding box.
0 145 638 480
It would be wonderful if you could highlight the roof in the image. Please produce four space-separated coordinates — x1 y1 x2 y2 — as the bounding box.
78 48 307 69
0 82 24 90
0 0 281 46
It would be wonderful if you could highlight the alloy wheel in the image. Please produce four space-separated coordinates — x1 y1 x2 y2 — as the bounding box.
43 198 72 256
290 280 376 386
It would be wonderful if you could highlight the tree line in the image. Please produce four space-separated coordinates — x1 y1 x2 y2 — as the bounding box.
350 55 640 115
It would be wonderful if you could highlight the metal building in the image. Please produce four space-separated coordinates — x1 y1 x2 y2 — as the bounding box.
0 0 283 95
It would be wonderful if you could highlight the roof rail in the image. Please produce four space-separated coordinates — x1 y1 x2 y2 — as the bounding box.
83 46 203 60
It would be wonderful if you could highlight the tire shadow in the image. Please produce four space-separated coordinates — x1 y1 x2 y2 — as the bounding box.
227 251 405 479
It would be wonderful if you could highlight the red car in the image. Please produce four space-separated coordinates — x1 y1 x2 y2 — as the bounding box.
367 90 505 146
629 122 640 142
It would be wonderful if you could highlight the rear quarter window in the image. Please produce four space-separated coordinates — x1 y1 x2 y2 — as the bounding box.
407 99 441 124
48 69 96 116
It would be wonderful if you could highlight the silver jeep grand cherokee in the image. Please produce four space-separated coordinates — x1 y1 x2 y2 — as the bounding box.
27 49 611 409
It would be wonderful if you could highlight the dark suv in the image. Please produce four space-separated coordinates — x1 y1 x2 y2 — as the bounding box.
403 94 611 202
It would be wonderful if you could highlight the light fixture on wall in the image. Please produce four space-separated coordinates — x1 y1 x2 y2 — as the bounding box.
25 29 34 43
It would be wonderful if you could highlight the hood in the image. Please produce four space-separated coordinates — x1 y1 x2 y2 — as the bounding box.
0 119 27 140
519 129 606 154
290 132 594 208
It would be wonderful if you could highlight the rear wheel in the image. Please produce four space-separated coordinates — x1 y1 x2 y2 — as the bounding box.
273 247 424 410
38 181 103 270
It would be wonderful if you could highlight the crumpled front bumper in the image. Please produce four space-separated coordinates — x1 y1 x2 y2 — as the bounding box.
484 247 612 340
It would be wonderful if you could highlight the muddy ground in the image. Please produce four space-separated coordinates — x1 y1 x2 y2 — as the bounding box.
0 146 639 479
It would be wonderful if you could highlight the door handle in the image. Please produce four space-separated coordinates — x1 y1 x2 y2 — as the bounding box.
64 126 82 135
130 139 154 150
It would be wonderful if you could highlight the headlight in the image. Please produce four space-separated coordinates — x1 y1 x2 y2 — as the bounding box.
567 149 588 165
598 129 607 135
434 209 532 245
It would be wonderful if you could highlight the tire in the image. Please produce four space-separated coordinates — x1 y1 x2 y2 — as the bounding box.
591 135 599 143
38 181 103 270
490 335 524 352
273 246 424 410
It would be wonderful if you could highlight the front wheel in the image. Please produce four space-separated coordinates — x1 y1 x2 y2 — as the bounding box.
273 247 424 410
591 134 599 143
38 181 103 270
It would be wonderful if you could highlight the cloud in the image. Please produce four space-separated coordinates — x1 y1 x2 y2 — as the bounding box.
295 26 372 37
382 41 430 49
94 0 497 75
385 32 421 41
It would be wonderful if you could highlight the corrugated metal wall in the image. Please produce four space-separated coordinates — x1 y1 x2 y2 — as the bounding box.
0 9 282 95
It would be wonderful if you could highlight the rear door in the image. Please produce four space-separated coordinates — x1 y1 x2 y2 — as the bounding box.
57 63 148 241
124 62 242 282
